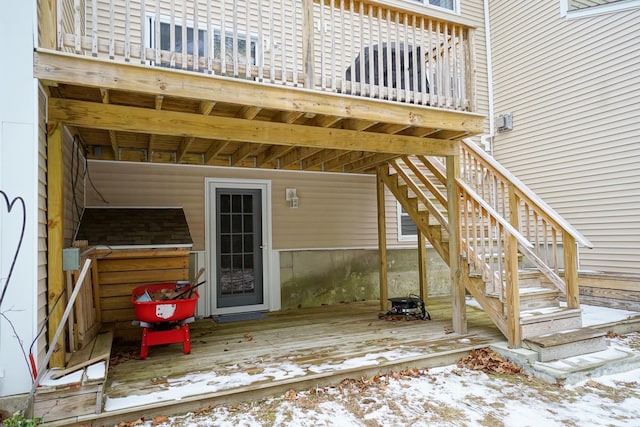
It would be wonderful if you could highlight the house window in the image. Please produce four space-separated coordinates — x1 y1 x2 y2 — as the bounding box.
145 16 207 69
406 0 458 13
397 204 418 241
160 22 206 57
145 17 261 68
213 30 259 66
560 0 640 18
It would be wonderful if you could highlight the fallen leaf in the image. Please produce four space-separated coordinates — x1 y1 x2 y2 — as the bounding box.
152 415 169 425
285 389 297 401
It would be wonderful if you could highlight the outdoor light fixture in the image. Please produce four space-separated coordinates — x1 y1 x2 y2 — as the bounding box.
285 188 299 208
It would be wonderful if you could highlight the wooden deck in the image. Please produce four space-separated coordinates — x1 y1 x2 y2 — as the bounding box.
42 297 504 426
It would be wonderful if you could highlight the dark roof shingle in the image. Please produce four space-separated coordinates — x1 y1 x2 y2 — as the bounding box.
75 208 193 247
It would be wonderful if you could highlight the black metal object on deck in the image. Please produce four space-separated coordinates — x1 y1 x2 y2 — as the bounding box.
345 43 429 93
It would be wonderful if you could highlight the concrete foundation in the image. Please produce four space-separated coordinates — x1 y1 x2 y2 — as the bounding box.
279 248 450 310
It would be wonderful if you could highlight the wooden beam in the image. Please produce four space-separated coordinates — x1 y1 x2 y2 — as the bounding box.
176 137 196 163
371 123 411 134
155 95 165 110
343 119 376 131
236 105 261 120
308 115 342 128
100 89 119 160
377 166 389 311
279 147 322 169
302 0 315 88
344 153 399 173
447 154 466 335
257 145 294 167
563 232 580 309
204 140 230 165
46 121 66 368
418 229 428 304
302 149 343 170
324 151 367 172
230 143 256 166
34 51 485 133
199 100 215 115
275 111 304 124
38 0 57 49
147 134 158 162
48 99 460 156
506 185 521 348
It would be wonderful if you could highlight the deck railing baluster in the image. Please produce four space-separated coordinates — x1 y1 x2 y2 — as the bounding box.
52 0 474 110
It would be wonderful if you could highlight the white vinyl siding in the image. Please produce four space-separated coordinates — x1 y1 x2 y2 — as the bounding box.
490 1 640 273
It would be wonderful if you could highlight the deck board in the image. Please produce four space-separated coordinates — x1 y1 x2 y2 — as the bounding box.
38 298 504 424
104 298 503 407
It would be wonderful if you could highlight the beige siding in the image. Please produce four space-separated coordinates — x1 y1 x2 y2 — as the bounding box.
489 1 640 273
37 88 49 363
86 160 416 251
460 0 490 125
63 128 86 246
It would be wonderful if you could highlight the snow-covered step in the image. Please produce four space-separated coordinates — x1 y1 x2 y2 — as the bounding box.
523 327 608 362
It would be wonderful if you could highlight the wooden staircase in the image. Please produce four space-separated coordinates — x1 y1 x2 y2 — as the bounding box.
379 140 600 361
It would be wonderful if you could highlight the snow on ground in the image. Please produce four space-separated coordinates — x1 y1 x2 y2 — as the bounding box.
135 343 640 427
116 302 640 427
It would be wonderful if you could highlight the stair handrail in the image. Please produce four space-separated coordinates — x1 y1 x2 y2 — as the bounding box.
391 159 449 229
456 179 533 250
462 138 593 248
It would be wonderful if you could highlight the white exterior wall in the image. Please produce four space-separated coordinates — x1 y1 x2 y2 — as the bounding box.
0 0 40 396
489 0 640 274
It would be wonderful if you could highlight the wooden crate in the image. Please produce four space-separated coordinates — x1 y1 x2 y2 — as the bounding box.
93 248 190 341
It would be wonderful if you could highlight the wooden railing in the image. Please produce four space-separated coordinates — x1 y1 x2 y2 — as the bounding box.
458 139 593 307
392 148 591 346
47 0 475 110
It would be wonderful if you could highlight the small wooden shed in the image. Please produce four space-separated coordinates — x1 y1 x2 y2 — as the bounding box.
75 207 193 341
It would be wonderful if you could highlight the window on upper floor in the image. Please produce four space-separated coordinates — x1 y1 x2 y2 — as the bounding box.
213 29 259 67
407 0 458 13
159 22 206 57
145 16 260 69
561 0 640 18
397 204 418 242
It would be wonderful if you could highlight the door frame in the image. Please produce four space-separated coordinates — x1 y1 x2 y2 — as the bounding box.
205 178 276 315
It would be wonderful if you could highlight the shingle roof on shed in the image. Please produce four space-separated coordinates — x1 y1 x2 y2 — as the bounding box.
75 207 193 248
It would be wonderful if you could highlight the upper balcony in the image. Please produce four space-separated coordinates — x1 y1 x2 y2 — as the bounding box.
36 0 484 168
43 0 476 110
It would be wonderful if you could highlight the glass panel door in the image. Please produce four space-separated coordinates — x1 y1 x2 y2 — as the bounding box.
216 188 263 308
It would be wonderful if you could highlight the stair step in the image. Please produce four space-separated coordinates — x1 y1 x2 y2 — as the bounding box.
520 307 583 339
35 329 113 422
519 287 560 310
523 328 608 362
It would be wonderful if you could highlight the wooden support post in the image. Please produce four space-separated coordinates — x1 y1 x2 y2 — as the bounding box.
446 153 466 334
302 0 315 89
417 229 428 304
91 258 102 323
465 28 477 113
506 184 521 347
47 121 66 368
563 232 580 309
376 166 389 311
38 0 58 49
